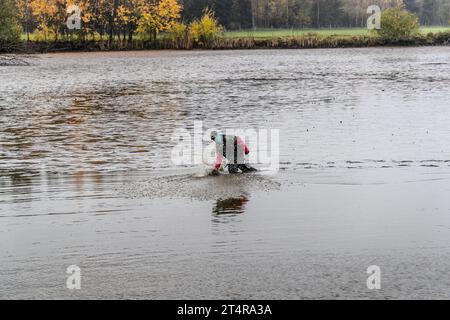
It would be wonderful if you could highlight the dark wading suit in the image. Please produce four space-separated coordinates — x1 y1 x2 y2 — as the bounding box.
214 134 257 174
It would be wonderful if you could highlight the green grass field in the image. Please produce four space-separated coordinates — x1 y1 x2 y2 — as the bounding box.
222 26 450 39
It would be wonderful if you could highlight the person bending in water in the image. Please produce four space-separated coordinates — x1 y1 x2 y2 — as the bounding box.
210 131 257 175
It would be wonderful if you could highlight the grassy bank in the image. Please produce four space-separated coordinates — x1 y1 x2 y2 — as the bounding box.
2 27 450 53
222 26 450 39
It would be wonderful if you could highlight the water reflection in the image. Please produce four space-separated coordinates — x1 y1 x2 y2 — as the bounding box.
0 169 36 202
0 80 186 176
0 169 106 208
212 195 249 216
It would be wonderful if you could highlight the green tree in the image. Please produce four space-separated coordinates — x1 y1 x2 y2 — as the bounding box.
230 0 253 29
211 0 234 29
377 7 420 40
311 0 343 28
403 0 421 14
180 0 209 22
421 0 438 25
0 0 22 42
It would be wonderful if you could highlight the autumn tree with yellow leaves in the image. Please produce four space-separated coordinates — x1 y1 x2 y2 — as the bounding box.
15 0 34 41
12 0 183 42
136 0 182 40
117 0 143 41
29 0 58 40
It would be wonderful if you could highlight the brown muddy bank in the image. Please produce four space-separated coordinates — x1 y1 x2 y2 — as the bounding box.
1 32 450 54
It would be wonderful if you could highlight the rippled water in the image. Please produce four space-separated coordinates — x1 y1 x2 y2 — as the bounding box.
1 48 450 299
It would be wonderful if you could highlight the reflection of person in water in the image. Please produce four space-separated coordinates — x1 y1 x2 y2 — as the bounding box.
213 196 249 215
210 131 257 175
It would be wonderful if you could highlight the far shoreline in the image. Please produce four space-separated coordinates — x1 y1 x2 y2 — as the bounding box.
2 30 450 55
2 41 449 55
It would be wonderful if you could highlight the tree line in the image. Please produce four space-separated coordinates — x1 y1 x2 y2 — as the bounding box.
1 0 450 43
4 0 183 42
182 0 450 29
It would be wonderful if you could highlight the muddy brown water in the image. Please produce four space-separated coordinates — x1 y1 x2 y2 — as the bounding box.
1 48 450 299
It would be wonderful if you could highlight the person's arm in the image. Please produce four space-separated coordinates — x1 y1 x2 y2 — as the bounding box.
236 137 250 155
214 152 223 170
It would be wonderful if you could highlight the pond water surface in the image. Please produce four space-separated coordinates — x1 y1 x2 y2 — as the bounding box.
1 48 450 299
